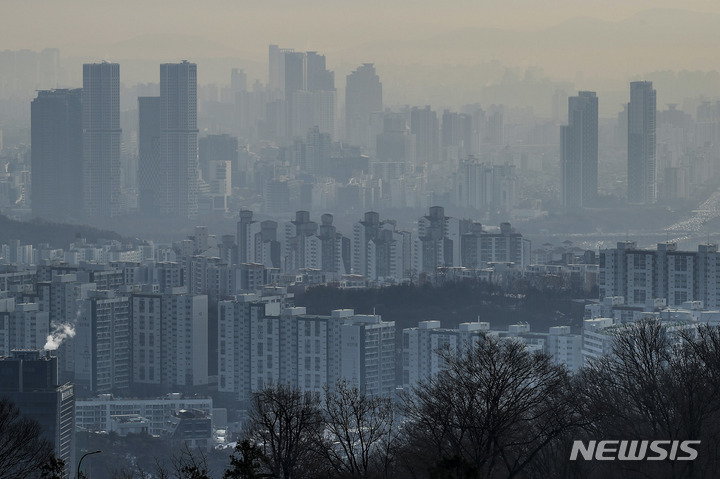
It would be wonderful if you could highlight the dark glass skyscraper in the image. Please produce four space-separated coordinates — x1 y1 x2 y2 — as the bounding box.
82 62 121 218
627 81 657 204
31 89 83 220
158 61 199 218
561 91 598 208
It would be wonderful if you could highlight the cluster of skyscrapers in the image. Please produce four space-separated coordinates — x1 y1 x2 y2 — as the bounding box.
32 61 200 221
562 81 657 208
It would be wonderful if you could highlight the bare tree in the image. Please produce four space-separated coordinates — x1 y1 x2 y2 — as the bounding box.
320 380 399 478
400 336 576 478
243 383 324 479
578 319 720 479
0 397 63 479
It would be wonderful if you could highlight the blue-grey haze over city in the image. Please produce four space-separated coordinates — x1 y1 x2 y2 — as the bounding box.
2 1 720 478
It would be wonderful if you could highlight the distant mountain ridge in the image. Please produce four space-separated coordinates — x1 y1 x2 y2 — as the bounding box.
334 8 720 75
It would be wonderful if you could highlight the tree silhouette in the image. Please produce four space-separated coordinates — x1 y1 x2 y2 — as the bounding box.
400 336 577 478
243 384 324 479
0 397 65 479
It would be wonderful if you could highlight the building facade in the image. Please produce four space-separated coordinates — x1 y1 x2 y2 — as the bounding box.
82 62 121 218
627 81 657 204
562 91 598 208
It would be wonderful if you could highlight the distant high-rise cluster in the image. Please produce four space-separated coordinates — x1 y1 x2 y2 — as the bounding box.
268 45 336 140
32 61 200 220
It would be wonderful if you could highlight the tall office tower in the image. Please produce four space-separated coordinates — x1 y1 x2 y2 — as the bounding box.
627 81 657 204
306 52 334 91
346 64 382 151
82 62 121 218
411 106 439 165
284 51 306 93
0 351 75 478
269 44 293 95
137 96 161 215
31 89 83 221
159 61 199 218
561 91 598 208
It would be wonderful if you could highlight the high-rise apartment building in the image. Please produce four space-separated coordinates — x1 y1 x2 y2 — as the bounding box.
340 314 396 396
82 62 121 218
413 206 462 272
599 241 720 307
31 89 83 221
345 64 382 151
74 290 131 395
157 61 199 218
627 81 657 204
403 320 486 389
0 298 50 355
131 292 208 391
561 91 598 208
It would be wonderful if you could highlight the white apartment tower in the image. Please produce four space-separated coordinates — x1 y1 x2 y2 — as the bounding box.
132 292 208 389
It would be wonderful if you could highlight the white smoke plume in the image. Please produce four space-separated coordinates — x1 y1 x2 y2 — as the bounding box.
44 322 76 351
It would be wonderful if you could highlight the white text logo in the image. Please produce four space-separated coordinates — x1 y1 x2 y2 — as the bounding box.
569 440 700 461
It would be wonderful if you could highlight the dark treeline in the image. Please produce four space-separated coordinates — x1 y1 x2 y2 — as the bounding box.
0 213 124 248
107 319 720 479
296 280 591 330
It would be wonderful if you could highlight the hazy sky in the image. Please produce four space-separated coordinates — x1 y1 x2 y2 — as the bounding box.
4 0 720 92
4 0 720 56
